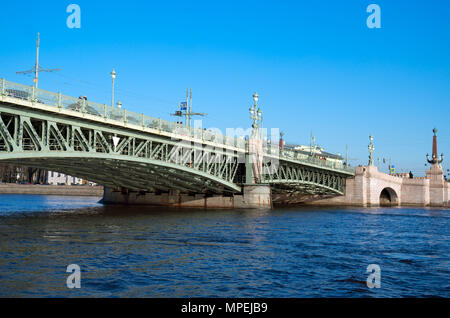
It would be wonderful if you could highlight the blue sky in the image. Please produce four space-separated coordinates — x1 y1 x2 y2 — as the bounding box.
0 0 449 176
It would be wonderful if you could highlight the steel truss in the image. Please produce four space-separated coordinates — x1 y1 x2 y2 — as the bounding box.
0 105 242 194
262 160 348 195
0 98 354 197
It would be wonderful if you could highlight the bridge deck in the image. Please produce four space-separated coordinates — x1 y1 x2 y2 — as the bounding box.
0 78 354 196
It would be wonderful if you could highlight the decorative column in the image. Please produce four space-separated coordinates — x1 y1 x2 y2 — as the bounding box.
426 128 444 166
425 128 446 206
246 92 263 184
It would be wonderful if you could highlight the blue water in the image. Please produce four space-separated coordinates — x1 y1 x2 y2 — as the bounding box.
0 194 449 297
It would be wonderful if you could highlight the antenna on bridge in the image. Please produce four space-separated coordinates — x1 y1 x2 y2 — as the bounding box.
16 32 61 89
171 88 206 129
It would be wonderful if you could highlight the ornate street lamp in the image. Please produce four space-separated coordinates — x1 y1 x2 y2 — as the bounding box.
368 135 375 166
253 92 258 104
249 92 262 137
250 92 258 126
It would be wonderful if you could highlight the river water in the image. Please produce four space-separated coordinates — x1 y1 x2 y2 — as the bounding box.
0 194 448 297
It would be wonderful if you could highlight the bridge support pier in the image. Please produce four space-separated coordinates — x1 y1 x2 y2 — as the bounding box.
278 165 449 207
102 185 272 209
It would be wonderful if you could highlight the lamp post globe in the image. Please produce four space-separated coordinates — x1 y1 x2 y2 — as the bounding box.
253 92 259 106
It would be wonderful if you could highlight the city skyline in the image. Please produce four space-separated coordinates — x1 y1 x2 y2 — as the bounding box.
0 0 448 176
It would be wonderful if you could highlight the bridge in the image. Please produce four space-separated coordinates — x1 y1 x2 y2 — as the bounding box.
0 78 354 208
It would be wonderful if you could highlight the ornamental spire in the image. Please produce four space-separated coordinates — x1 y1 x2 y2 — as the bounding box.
426 128 444 165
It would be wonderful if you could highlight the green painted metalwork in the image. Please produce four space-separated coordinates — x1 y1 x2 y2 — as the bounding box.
0 78 355 196
0 104 242 193
0 79 247 150
262 160 348 195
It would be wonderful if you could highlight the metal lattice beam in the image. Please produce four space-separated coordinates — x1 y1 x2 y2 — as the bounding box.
0 105 242 194
0 85 355 197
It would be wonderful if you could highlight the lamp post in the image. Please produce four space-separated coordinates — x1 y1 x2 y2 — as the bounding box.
249 92 262 138
257 108 262 125
368 135 375 166
111 69 116 108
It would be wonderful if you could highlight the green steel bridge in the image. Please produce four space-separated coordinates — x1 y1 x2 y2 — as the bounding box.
0 79 354 197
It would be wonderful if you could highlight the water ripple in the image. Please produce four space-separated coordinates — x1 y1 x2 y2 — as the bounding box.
0 194 449 297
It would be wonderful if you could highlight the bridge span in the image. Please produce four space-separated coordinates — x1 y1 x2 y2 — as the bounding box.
0 79 356 208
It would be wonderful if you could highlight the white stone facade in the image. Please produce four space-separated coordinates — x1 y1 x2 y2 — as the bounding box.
47 171 83 186
305 165 449 207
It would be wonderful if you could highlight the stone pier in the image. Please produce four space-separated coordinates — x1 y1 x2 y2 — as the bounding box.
103 164 449 209
103 165 449 208
103 184 272 209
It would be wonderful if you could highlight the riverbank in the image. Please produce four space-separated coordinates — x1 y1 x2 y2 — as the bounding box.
0 183 103 196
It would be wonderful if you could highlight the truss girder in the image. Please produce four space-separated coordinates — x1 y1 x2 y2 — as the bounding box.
0 107 241 194
262 160 347 195
0 103 353 197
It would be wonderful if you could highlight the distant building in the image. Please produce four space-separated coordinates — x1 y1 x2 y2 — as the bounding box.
47 171 84 185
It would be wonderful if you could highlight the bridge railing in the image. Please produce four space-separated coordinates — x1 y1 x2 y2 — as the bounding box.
0 79 355 174
0 78 247 150
266 145 354 173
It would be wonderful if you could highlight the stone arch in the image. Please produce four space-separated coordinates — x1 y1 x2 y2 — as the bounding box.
379 187 399 206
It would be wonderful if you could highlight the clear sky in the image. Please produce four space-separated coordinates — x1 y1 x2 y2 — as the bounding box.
0 0 449 176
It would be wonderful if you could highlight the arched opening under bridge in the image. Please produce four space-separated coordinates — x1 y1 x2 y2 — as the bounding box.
379 187 399 207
